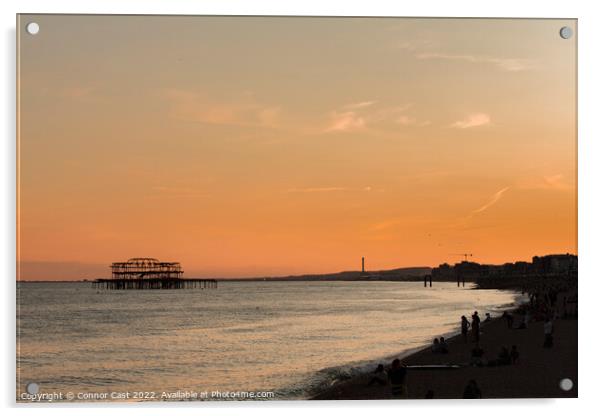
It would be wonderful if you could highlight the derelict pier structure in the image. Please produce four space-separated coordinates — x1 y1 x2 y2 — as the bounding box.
92 257 217 290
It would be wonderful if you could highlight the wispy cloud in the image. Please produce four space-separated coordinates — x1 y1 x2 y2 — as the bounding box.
450 113 491 129
543 174 571 190
416 52 533 72
471 187 510 215
343 101 377 110
323 101 427 133
516 174 573 191
324 111 366 133
163 88 280 128
393 35 535 72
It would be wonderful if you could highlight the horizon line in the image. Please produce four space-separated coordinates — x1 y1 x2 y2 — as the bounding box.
17 252 577 282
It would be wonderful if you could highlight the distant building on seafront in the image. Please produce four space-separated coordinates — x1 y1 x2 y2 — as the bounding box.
431 253 577 282
532 254 578 275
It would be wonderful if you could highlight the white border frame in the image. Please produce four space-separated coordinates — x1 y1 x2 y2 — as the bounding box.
3 1 600 415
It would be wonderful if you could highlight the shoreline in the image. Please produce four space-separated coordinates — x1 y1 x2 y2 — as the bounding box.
306 306 511 399
311 290 577 400
281 286 527 400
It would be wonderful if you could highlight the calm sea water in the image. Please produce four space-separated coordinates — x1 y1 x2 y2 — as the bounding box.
17 281 521 401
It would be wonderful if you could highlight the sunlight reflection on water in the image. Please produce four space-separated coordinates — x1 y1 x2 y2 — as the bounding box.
17 281 521 400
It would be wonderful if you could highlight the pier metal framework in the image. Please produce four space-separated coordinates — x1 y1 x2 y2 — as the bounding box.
92 257 217 290
111 257 183 280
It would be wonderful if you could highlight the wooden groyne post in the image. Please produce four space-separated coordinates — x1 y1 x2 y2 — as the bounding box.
457 275 465 287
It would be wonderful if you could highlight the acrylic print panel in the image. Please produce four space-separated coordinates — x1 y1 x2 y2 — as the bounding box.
16 15 577 402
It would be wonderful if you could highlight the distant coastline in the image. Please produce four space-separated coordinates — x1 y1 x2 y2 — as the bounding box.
221 266 432 282
17 266 432 283
17 253 577 285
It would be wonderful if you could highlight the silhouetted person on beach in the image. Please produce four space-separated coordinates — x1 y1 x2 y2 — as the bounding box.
544 318 554 348
463 380 482 399
388 358 408 398
461 316 470 343
367 364 387 386
439 337 449 354
472 311 481 343
431 338 441 353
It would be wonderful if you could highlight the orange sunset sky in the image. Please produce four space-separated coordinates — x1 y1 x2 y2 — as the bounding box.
17 16 577 280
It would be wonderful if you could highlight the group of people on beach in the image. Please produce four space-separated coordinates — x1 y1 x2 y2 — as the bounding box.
436 309 490 353
366 358 408 398
361 277 577 400
367 357 484 400
463 310 523 367
460 311 488 344
431 337 449 354
524 279 577 321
